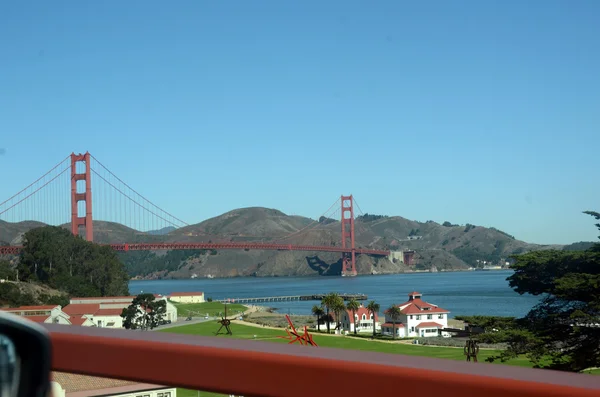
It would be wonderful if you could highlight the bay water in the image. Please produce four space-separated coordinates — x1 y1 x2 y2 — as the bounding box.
130 270 540 318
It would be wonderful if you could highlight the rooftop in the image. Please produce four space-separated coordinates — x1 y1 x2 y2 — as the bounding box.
51 371 167 397
169 291 204 296
0 305 59 311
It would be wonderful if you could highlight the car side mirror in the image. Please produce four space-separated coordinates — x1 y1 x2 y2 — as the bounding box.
0 311 52 397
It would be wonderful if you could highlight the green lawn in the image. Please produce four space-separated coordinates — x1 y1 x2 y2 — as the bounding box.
162 321 600 395
171 301 247 317
160 321 533 365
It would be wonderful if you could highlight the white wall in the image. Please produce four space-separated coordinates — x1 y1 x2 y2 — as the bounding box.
340 312 380 333
383 312 449 337
165 300 178 322
93 315 124 328
109 387 177 397
169 294 205 303
381 325 406 338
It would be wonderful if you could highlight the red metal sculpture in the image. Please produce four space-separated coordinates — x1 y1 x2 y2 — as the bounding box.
278 315 318 347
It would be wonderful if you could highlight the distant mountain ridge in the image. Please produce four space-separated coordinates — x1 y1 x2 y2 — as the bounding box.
147 226 176 235
0 207 570 279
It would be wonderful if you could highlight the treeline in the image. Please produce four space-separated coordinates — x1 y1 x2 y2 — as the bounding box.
15 226 129 297
562 241 596 251
119 249 215 277
318 216 336 225
356 213 388 222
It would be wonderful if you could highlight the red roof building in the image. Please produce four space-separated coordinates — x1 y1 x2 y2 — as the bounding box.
51 371 175 397
63 294 179 328
0 305 72 325
168 291 205 303
381 292 451 338
338 303 380 334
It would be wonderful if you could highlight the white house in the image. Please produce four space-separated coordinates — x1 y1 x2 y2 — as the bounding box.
381 292 450 338
0 305 72 325
339 303 380 334
64 295 178 328
168 291 205 303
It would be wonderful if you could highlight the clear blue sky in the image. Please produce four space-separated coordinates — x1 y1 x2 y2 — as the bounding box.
1 1 598 245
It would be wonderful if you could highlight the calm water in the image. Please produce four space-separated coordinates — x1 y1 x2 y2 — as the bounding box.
129 270 540 318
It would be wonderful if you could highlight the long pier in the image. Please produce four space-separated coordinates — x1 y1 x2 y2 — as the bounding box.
219 293 368 304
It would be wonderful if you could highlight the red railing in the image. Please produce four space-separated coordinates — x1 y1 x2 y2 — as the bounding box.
44 324 599 397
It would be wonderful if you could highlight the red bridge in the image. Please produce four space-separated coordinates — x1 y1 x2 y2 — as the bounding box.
0 152 400 276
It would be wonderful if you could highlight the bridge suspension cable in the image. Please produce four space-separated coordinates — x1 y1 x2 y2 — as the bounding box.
0 156 71 226
89 154 188 229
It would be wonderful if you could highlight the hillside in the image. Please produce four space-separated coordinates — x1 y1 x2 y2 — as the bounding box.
1 207 562 279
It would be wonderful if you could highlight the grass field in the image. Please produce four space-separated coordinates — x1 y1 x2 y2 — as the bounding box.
170 301 247 317
162 319 535 396
160 321 532 365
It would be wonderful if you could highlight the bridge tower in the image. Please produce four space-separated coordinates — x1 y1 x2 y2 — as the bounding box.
340 195 357 277
70 152 93 242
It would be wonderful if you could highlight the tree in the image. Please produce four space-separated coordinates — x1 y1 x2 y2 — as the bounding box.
346 299 360 335
0 260 14 280
17 226 129 297
332 297 346 332
366 300 380 337
311 305 324 332
386 305 401 339
321 293 340 334
487 211 600 372
121 293 166 331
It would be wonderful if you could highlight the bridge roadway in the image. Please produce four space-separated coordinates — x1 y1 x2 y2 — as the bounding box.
219 293 368 304
0 242 390 256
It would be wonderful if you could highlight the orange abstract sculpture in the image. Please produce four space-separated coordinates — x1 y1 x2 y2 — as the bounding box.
278 315 318 347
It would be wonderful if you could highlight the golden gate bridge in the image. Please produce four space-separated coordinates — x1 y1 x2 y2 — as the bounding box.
0 152 412 276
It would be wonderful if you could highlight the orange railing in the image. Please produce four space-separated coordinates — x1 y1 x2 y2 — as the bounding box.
44 324 599 397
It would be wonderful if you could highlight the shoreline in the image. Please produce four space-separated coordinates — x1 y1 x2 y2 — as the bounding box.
132 268 513 281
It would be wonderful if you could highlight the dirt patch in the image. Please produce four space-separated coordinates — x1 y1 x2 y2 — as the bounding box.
244 311 315 329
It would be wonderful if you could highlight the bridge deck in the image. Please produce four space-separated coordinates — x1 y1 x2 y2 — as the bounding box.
0 243 390 256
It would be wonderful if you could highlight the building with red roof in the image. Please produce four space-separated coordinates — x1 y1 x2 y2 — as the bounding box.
51 371 175 397
381 292 450 338
62 294 178 328
168 291 205 303
338 303 380 334
0 305 72 325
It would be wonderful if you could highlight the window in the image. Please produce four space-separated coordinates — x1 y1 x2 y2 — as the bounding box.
416 315 421 320
438 314 444 319
411 327 415 332
361 314 366 320
409 315 413 319
427 314 432 320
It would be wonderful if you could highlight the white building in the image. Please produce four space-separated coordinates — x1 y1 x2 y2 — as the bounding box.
168 291 205 303
64 295 178 328
338 304 380 334
381 292 450 338
0 305 72 325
